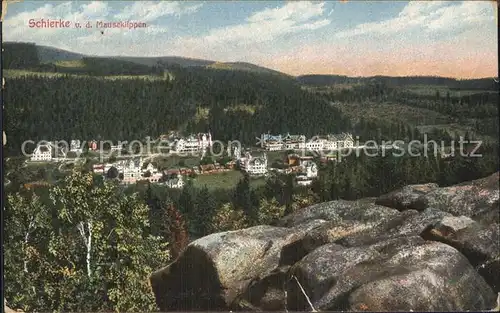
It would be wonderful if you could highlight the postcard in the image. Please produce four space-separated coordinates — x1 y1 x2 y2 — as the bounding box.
2 1 499 312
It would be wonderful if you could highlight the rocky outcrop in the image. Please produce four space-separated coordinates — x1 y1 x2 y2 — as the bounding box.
421 216 500 292
376 172 499 224
151 172 500 311
150 222 326 311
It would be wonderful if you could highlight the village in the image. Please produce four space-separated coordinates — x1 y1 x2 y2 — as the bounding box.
27 132 358 189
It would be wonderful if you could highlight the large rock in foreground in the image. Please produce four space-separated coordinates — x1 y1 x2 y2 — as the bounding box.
288 237 495 311
150 173 499 311
150 223 325 311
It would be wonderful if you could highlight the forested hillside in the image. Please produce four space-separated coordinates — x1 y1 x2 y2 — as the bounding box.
4 67 350 155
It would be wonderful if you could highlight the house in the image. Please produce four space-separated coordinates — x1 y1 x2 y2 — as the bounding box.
198 132 212 150
283 133 306 150
142 162 159 175
30 143 52 161
302 161 318 179
53 144 68 159
225 160 237 169
328 133 354 149
110 143 124 152
231 146 241 160
261 133 283 151
93 164 105 174
173 136 200 153
30 142 67 161
121 158 143 184
295 161 318 186
305 133 355 151
285 154 314 166
138 162 162 182
70 140 82 153
305 137 324 151
89 140 98 151
260 132 355 151
286 154 300 166
144 172 163 183
165 174 184 188
174 132 212 154
239 152 268 175
295 160 318 186
296 174 312 186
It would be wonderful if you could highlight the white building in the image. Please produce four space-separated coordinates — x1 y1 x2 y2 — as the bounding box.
30 142 67 161
283 133 306 150
303 161 318 179
174 132 212 154
295 161 318 186
306 133 355 151
165 174 184 188
267 142 284 151
261 134 283 151
232 146 241 160
70 140 82 153
144 162 157 174
103 158 162 184
305 138 325 151
110 143 123 152
199 132 212 150
260 132 355 152
239 152 267 176
121 158 143 184
174 137 199 153
30 144 52 161
328 133 354 149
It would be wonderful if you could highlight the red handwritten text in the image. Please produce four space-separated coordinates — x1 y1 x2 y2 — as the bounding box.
28 19 71 28
96 21 147 29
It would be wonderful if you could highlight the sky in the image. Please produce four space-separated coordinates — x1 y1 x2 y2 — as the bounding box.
3 0 498 78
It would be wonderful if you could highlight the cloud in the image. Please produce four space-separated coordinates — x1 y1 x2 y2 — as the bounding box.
2 1 200 50
335 1 495 38
114 1 203 22
177 1 330 49
258 15 497 79
81 1 109 18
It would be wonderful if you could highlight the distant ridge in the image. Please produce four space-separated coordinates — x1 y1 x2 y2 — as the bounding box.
296 74 499 90
3 42 288 77
3 42 498 87
36 44 85 63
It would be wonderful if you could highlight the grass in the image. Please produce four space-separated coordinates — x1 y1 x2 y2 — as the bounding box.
404 85 494 97
55 60 86 68
25 161 54 169
192 170 266 190
206 62 234 70
224 104 262 115
154 155 201 170
302 83 362 93
333 101 497 142
333 102 454 126
3 69 167 81
194 107 210 122
416 124 497 143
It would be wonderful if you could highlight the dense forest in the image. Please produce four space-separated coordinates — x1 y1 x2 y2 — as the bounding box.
4 69 351 155
5 69 498 155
